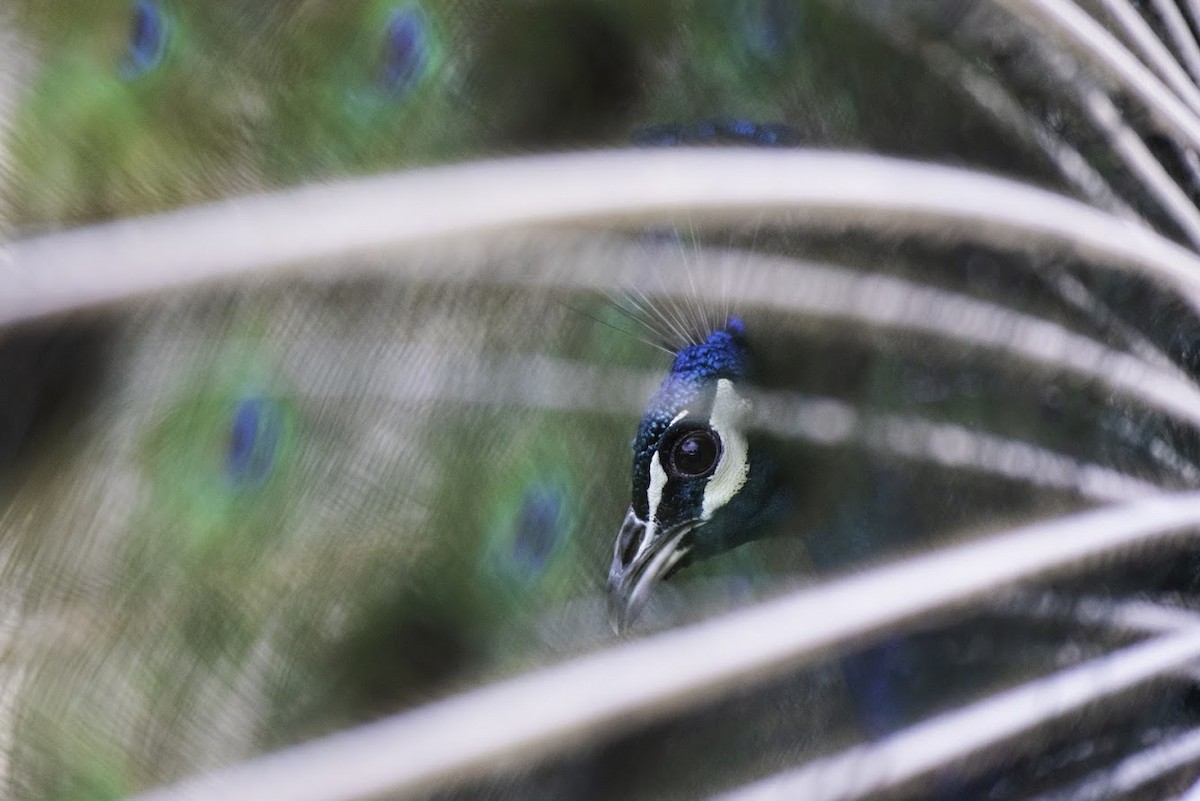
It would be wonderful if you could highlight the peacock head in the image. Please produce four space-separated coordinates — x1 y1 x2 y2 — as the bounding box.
607 317 787 632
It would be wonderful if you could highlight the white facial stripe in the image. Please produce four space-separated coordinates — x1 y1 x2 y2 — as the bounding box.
637 409 688 554
701 378 751 521
638 450 670 559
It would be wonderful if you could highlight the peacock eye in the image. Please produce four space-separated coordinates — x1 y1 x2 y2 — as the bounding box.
380 6 430 96
508 486 563 579
667 428 722 479
738 0 800 58
122 0 169 79
226 397 281 489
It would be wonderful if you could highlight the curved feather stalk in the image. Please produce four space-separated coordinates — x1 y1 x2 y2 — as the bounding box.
10 150 1200 322
122 494 1200 801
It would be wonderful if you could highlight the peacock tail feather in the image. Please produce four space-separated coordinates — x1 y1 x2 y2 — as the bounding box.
11 1 1200 799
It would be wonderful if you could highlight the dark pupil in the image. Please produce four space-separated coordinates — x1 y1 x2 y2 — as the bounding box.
671 430 719 478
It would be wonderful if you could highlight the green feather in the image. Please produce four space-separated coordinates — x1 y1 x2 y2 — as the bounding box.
7 0 266 225
254 0 483 181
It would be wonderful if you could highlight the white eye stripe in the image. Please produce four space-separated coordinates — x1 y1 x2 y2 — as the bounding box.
637 451 670 560
701 378 751 521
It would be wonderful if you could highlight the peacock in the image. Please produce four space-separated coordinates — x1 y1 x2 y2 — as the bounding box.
8 1 1200 800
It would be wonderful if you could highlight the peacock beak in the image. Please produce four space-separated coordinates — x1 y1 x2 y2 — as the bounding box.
607 507 694 634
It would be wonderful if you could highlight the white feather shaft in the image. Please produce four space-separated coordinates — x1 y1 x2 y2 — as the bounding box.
8 151 1200 322
128 493 1200 801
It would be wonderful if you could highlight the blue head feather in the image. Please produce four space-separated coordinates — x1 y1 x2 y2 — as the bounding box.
643 318 749 431
631 319 750 520
667 317 748 383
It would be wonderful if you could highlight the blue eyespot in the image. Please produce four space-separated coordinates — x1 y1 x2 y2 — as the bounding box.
120 0 170 80
379 6 431 96
843 641 908 737
738 0 801 58
506 486 565 581
630 125 681 147
226 397 282 490
632 118 801 148
694 119 718 142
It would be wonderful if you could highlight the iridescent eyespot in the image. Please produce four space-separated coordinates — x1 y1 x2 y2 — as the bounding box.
120 0 170 80
632 118 801 148
738 0 801 57
226 397 282 489
507 486 565 580
379 6 431 96
667 428 722 479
